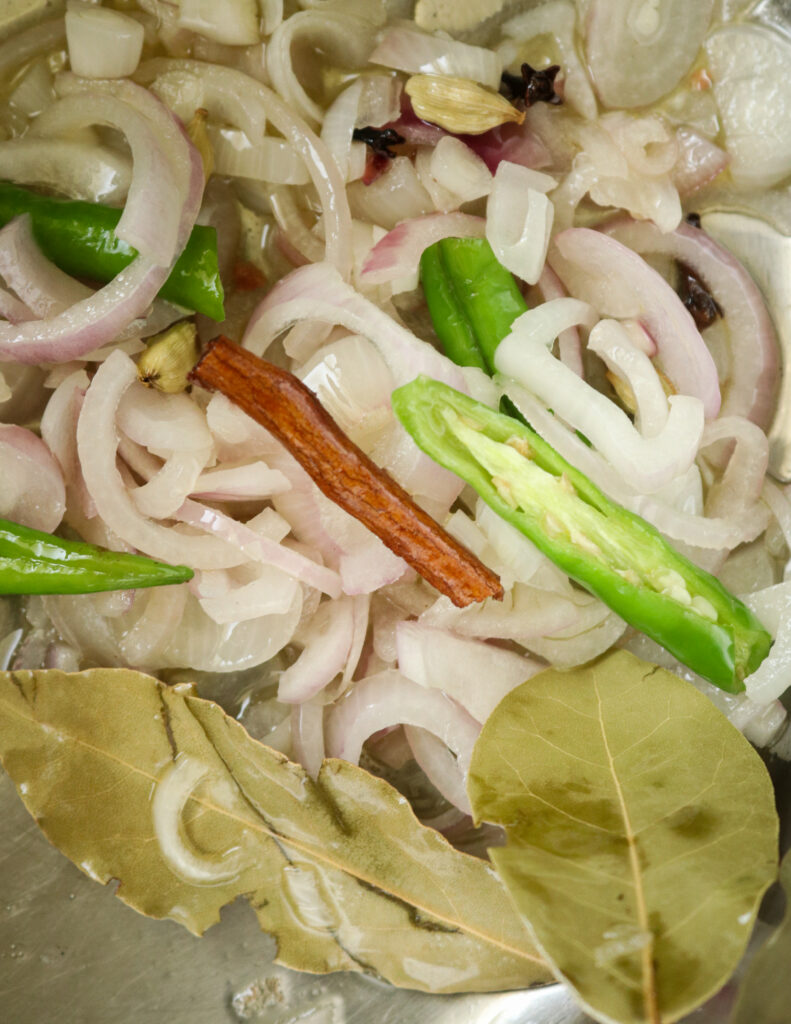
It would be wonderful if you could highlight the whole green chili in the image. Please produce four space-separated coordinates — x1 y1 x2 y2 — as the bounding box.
420 236 528 374
0 182 224 320
392 376 772 693
0 518 193 595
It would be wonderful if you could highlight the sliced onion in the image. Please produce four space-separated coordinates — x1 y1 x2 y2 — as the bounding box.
404 725 472 814
175 498 342 597
396 621 541 724
424 136 493 206
525 608 627 669
0 138 132 205
0 286 33 325
145 63 268 138
370 26 502 90
192 461 291 501
119 584 187 666
140 59 353 278
744 584 791 704
208 127 310 185
347 156 433 231
671 127 729 197
0 216 92 318
118 383 213 454
705 25 791 188
196 565 300 625
461 121 552 175
205 392 282 460
325 669 481 785
357 74 402 129
77 352 243 570
420 583 581 642
244 260 468 391
0 79 202 364
0 423 65 532
133 450 212 520
0 17 66 82
584 0 716 109
268 11 377 126
278 597 356 703
549 228 721 418
359 212 485 289
502 0 597 119
66 4 145 79
604 218 779 429
321 79 365 183
535 265 583 377
587 319 670 438
486 161 555 285
178 0 260 46
291 700 325 779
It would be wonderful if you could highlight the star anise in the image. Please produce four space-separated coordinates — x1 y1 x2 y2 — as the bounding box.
500 62 562 107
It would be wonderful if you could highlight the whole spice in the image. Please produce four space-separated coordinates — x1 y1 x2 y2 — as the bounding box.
677 260 723 330
0 517 193 594
190 337 503 608
404 74 525 135
499 62 562 106
138 321 200 393
392 376 772 692
351 126 406 158
0 182 224 320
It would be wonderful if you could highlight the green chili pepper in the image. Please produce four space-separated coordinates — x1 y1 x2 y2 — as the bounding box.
0 182 225 321
0 518 193 595
392 376 772 693
420 236 527 373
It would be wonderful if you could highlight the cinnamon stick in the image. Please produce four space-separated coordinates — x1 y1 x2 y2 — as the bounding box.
190 337 503 607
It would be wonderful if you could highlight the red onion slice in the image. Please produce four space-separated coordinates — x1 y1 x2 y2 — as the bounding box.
671 127 729 197
0 138 132 205
549 228 721 418
604 218 779 429
0 216 92 318
278 597 357 703
404 725 472 815
0 80 202 364
359 212 485 288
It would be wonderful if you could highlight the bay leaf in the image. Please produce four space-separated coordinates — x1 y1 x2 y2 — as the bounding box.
467 650 778 1024
0 667 550 994
729 848 791 1024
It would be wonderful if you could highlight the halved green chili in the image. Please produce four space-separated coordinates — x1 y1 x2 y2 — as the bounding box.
0 518 193 594
420 236 527 373
0 182 225 320
392 377 772 693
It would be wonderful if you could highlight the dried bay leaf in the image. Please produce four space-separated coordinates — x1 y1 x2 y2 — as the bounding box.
467 650 779 1024
0 667 550 994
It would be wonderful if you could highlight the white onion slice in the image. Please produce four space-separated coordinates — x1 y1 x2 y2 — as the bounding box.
152 754 247 884
357 74 402 129
178 0 260 46
549 228 721 418
705 25 791 188
208 127 310 185
0 139 132 205
396 621 541 724
425 136 493 206
584 0 716 109
66 4 145 79
119 584 187 667
359 212 485 290
421 583 581 642
535 265 583 377
587 319 670 438
486 162 555 285
0 424 66 532
347 156 433 231
370 26 502 90
0 16 65 82
671 127 729 197
196 566 300 625
744 584 791 704
325 669 481 785
320 79 365 183
192 462 291 502
268 11 377 126
118 383 213 454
